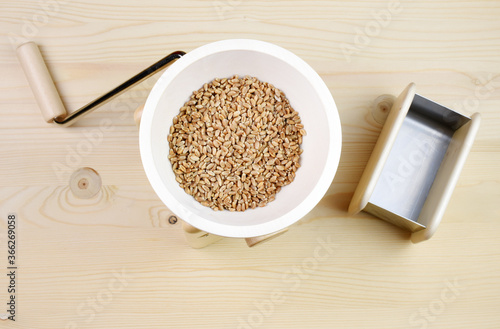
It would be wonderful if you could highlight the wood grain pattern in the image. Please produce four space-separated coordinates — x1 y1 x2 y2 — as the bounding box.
1 0 500 328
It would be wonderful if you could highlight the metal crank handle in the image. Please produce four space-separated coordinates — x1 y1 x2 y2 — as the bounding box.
16 41 185 126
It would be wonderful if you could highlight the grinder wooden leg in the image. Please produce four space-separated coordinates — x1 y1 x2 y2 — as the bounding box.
245 229 288 247
182 221 224 249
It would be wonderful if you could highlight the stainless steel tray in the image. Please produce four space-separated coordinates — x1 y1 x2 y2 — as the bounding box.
349 83 481 242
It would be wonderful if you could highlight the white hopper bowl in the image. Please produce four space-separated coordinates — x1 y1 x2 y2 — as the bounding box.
140 39 342 238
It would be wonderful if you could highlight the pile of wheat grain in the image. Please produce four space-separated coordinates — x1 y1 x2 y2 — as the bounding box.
167 75 305 212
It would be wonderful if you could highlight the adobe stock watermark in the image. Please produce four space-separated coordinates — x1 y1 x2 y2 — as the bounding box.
213 0 242 20
382 132 441 193
52 76 157 180
452 73 500 114
340 0 403 63
237 235 338 329
409 278 466 329
65 269 135 329
7 0 67 48
0 231 7 321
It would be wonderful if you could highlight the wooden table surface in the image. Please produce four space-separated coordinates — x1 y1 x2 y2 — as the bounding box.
1 1 500 328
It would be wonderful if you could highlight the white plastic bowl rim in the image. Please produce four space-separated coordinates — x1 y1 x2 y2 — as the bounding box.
140 39 342 238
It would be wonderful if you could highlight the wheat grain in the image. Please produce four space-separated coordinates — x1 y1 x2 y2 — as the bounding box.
168 75 305 212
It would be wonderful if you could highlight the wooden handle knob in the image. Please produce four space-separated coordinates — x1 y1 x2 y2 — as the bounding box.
16 41 67 123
